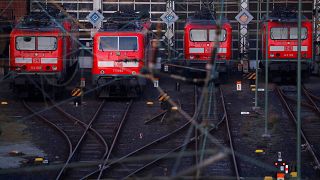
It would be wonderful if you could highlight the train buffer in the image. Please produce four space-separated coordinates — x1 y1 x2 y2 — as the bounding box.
243 72 256 80
243 72 256 85
71 87 83 106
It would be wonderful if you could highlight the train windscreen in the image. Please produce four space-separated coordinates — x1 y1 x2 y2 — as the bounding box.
190 29 226 42
190 30 207 42
289 27 307 39
38 37 57 50
99 36 138 51
16 36 57 50
16 36 36 50
209 29 226 41
270 27 307 40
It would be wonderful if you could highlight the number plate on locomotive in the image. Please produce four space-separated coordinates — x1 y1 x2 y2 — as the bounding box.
30 66 42 70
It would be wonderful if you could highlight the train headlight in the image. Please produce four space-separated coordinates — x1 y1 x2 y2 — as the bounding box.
302 53 307 58
218 55 226 59
132 71 136 75
190 55 194 60
52 66 57 71
46 66 51 71
100 70 105 74
270 53 274 57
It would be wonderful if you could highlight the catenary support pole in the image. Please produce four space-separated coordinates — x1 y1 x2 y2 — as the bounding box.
297 0 302 178
263 0 270 138
254 0 260 109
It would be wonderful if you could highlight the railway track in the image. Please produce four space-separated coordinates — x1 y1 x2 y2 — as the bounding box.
275 86 320 172
79 85 197 179
79 84 240 179
22 99 134 179
190 86 240 179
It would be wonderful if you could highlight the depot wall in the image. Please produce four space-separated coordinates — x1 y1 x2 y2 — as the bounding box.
0 0 29 21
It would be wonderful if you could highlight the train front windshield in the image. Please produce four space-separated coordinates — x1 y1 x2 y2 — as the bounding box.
16 36 57 51
99 36 138 51
270 27 307 40
190 29 226 42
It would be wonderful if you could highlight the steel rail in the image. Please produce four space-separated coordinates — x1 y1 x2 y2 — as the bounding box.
220 87 240 180
276 87 320 169
302 86 320 114
279 86 320 116
122 87 233 179
281 92 320 114
121 116 226 179
22 100 73 157
53 103 109 159
144 110 168 124
97 100 134 179
194 85 199 178
56 100 106 180
305 90 320 101
80 86 199 180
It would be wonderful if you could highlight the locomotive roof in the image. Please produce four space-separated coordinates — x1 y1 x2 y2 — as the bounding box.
186 18 229 25
262 7 308 22
100 11 150 32
15 3 70 30
186 9 229 25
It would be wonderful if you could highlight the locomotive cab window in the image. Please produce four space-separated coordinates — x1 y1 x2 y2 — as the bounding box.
209 29 227 42
270 28 288 40
16 36 36 50
190 29 226 42
99 36 138 51
38 37 57 50
119 37 138 50
99 37 118 51
190 30 207 42
289 27 307 40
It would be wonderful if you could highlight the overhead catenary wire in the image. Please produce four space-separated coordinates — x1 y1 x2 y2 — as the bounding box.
1 0 302 179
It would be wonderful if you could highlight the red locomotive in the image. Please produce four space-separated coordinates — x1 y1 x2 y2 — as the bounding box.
184 11 232 74
261 8 313 78
92 11 150 97
9 5 79 97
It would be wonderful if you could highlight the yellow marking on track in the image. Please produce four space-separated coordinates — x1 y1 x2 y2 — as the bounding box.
1 101 8 105
290 172 297 177
34 157 44 163
255 149 264 153
248 73 256 80
171 106 178 111
71 88 82 97
263 176 273 180
243 72 253 78
146 101 154 105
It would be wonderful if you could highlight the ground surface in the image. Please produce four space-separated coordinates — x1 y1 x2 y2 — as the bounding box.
0 70 320 179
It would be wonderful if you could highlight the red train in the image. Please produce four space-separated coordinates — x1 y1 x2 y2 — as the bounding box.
183 12 232 74
92 11 150 97
261 8 313 78
9 6 79 97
